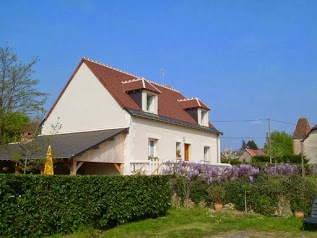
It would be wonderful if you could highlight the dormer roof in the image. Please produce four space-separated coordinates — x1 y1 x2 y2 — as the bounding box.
177 98 210 110
122 78 161 94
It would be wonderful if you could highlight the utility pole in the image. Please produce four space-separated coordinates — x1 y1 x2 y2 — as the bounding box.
301 140 305 177
268 118 272 163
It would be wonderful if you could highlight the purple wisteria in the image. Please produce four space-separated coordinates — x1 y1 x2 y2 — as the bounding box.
264 164 298 177
162 161 260 183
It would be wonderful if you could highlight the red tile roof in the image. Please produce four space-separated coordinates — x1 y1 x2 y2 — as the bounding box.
45 58 219 133
302 124 317 141
293 118 310 139
178 98 210 110
246 149 266 157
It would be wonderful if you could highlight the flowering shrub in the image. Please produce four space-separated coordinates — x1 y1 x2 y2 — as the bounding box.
264 164 298 177
162 161 259 183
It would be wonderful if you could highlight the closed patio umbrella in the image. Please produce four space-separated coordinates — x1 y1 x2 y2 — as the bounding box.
43 145 54 175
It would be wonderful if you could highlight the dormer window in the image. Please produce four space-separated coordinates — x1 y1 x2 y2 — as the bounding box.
178 98 210 126
122 78 160 115
143 91 158 114
201 109 208 126
146 94 155 112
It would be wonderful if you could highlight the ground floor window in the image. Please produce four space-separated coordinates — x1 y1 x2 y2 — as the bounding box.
204 146 210 162
176 142 181 159
148 138 158 160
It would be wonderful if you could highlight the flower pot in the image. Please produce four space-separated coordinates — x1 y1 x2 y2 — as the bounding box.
214 203 223 211
295 211 304 218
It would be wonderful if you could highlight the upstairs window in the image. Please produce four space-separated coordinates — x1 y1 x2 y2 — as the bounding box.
201 110 208 126
147 94 155 112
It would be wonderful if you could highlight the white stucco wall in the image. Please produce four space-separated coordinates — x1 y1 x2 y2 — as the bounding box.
293 139 302 155
41 63 131 135
303 130 317 164
123 117 220 174
75 132 126 163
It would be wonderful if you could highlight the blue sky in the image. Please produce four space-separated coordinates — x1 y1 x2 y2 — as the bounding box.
1 0 316 149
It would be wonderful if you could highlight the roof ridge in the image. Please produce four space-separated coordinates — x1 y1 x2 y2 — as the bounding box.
121 78 143 84
146 79 180 93
146 80 162 93
196 98 201 107
83 57 139 78
177 97 197 102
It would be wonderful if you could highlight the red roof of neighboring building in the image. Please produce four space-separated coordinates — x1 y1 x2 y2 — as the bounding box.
293 118 311 139
45 58 219 132
302 124 317 141
246 149 266 157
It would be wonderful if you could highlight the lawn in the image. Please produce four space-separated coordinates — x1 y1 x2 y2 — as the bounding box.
50 207 317 238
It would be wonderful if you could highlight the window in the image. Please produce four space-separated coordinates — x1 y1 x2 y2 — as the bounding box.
201 110 208 126
176 142 181 159
148 138 157 158
146 94 155 112
204 146 210 162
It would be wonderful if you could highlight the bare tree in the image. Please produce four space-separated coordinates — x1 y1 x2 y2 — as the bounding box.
0 45 48 143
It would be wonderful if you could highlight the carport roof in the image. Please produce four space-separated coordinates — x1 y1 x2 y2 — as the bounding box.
0 128 128 160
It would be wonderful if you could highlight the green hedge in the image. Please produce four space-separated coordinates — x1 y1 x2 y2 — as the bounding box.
0 175 171 237
252 155 308 164
175 174 317 216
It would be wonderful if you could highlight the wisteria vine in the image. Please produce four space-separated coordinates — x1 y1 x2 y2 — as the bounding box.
162 161 301 183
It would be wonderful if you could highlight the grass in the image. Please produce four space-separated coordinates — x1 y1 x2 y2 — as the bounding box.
50 207 317 238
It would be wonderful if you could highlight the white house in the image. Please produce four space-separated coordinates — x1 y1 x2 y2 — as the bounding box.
13 58 222 175
302 125 317 164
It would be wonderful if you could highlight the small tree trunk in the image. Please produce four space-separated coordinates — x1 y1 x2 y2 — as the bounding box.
244 190 247 213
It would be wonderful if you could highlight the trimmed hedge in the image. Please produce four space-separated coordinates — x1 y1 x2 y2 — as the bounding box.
0 175 171 237
252 155 308 164
175 173 317 216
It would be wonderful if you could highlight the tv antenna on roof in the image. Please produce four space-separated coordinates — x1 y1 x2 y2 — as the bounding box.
161 68 165 85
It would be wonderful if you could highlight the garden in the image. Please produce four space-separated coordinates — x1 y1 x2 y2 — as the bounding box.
1 161 317 237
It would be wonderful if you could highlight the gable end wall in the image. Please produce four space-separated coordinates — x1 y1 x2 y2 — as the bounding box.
42 63 131 134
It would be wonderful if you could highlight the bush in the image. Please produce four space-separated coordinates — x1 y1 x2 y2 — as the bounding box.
0 175 171 237
252 155 308 164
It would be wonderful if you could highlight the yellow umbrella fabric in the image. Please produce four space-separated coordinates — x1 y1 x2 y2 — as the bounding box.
43 145 54 175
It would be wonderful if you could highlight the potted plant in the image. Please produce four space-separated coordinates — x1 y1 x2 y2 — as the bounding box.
208 183 226 211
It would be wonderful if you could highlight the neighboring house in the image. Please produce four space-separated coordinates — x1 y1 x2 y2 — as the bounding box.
239 149 266 163
302 124 317 164
292 118 310 155
1 58 222 175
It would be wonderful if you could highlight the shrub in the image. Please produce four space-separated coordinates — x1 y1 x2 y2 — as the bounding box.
252 155 308 164
0 175 171 237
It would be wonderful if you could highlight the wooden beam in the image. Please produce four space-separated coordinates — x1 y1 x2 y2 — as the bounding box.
76 162 84 171
70 160 77 176
114 163 123 175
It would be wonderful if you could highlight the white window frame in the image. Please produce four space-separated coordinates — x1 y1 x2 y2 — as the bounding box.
148 138 158 158
176 142 181 159
201 109 209 126
204 146 210 162
146 94 155 112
